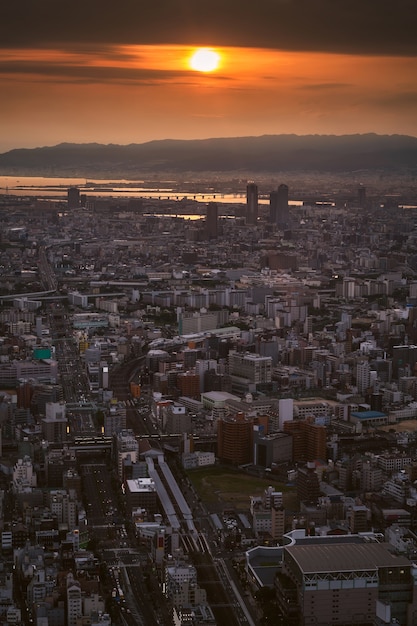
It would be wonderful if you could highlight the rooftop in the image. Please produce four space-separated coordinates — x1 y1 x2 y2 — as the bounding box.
350 410 387 420
286 541 409 574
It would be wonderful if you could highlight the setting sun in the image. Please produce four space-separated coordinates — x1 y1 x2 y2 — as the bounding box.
189 48 220 72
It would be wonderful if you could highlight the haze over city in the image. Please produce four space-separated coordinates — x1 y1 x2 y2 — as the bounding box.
1 0 417 153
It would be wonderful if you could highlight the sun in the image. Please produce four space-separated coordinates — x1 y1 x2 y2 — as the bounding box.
189 48 221 73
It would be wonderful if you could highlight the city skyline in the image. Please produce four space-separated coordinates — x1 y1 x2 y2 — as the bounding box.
1 0 416 153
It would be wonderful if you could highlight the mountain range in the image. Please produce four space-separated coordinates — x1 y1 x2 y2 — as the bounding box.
0 134 417 176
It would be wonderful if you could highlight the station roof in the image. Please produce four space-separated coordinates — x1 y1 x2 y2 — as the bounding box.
286 541 409 574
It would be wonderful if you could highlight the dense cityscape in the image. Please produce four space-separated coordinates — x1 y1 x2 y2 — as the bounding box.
2 176 417 626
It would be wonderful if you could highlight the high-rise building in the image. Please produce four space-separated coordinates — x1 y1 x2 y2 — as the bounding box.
342 277 356 299
125 476 157 514
217 412 254 465
269 190 278 223
253 428 293 467
206 202 218 239
104 402 126 435
177 371 200 399
165 562 208 609
393 344 417 378
356 360 371 394
296 461 321 503
283 419 327 463
66 573 82 626
276 183 289 227
279 398 294 429
346 504 369 533
246 183 258 225
16 379 33 409
41 402 67 443
358 184 366 207
116 429 139 479
67 187 80 209
228 351 272 385
162 403 192 434
251 487 286 541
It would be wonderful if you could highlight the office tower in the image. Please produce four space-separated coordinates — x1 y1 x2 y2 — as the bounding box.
125 476 158 514
41 402 67 443
228 350 272 385
67 187 80 209
253 429 293 467
246 182 258 225
31 383 64 415
269 189 278 223
296 461 321 503
163 404 192 435
116 429 139 479
342 277 356 299
206 202 218 238
393 344 417 378
276 183 289 227
104 402 127 435
358 184 366 207
45 448 77 488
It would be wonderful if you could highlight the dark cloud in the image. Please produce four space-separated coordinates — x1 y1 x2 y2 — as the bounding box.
0 60 191 85
1 0 416 56
297 84 354 91
364 91 417 108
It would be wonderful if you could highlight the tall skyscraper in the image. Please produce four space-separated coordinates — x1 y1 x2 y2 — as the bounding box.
269 184 289 226
358 184 366 207
246 182 258 225
276 183 289 227
269 189 278 223
206 202 218 238
67 187 80 209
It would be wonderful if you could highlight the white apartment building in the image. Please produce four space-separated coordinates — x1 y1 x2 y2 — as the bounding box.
228 351 272 384
382 474 409 504
116 429 139 479
50 490 77 530
377 453 412 473
356 360 371 394
13 456 37 490
66 574 82 626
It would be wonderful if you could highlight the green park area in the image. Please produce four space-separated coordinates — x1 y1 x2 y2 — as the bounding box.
186 465 298 511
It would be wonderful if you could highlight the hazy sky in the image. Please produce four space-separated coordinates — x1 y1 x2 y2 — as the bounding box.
1 0 416 152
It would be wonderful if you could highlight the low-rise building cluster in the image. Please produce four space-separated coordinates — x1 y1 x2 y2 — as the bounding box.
1 179 417 623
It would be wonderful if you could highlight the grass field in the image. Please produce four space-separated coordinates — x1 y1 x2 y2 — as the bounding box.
187 465 298 511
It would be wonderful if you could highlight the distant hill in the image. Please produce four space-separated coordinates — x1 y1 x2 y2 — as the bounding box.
1 134 417 176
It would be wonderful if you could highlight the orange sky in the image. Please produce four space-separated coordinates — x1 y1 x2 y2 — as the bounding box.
1 0 416 152
0 45 417 152
1 43 416 152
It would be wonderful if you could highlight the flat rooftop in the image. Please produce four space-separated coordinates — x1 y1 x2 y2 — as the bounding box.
350 410 386 420
286 541 410 574
126 478 156 493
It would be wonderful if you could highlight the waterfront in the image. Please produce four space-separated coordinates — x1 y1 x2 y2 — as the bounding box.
0 175 259 204
0 175 304 206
